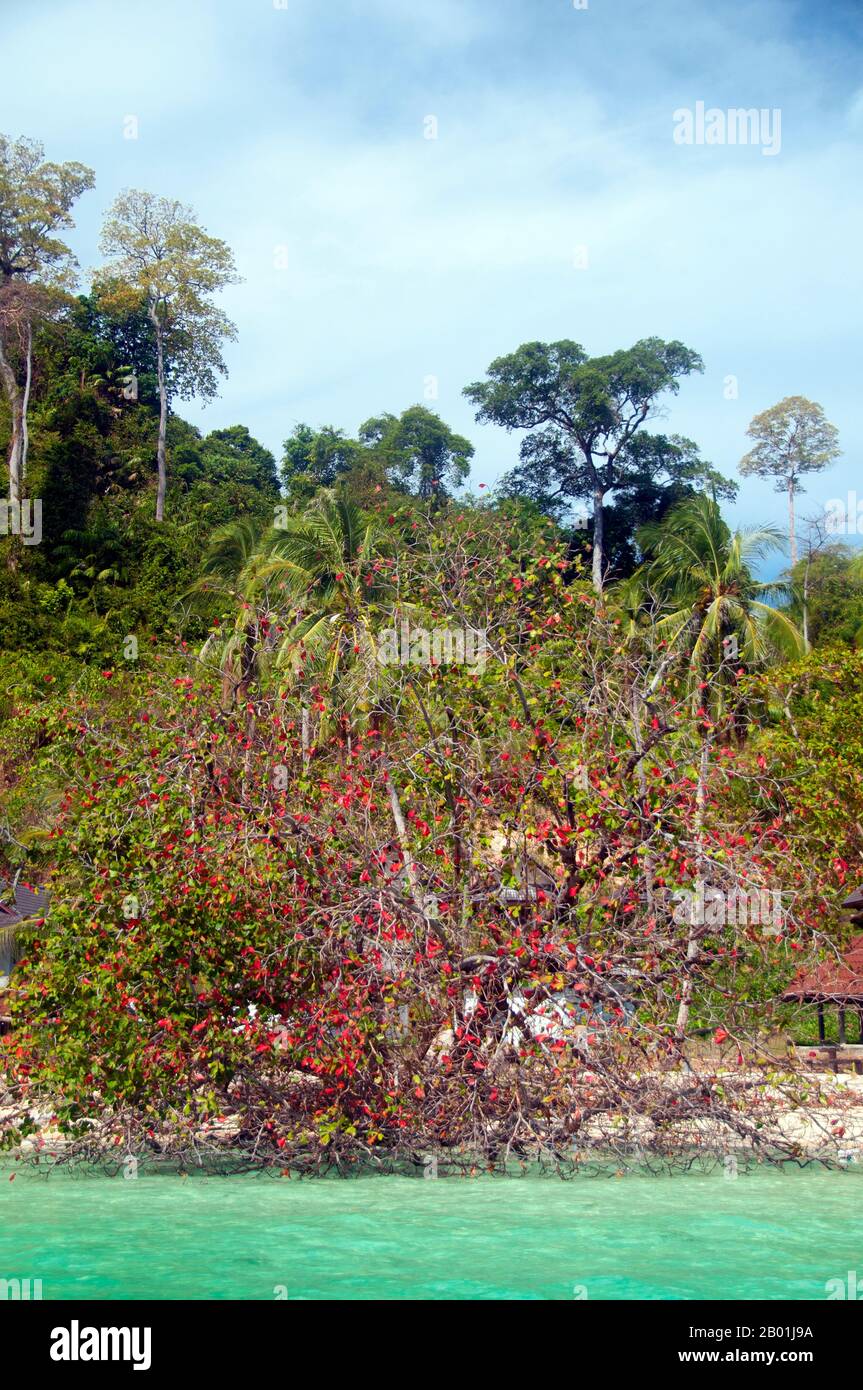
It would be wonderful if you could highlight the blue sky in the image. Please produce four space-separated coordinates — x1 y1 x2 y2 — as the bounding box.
4 0 861 549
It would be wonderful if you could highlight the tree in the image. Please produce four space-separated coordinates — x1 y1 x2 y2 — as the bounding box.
199 425 279 495
560 431 735 579
66 288 158 395
280 423 361 497
196 493 392 737
262 492 392 728
627 495 802 1039
0 135 94 502
359 405 473 501
789 535 863 650
739 397 840 568
97 191 240 522
464 338 703 590
4 514 847 1168
633 494 803 720
194 517 277 709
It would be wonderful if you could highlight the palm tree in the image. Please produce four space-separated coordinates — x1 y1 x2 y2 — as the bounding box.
194 493 432 913
193 493 396 738
192 517 281 709
264 493 451 925
622 496 803 1041
631 495 803 721
260 491 396 737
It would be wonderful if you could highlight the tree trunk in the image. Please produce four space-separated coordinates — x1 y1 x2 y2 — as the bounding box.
20 322 32 483
238 623 258 798
0 332 22 505
150 307 168 523
630 687 654 915
802 553 810 653
787 478 797 569
381 751 442 928
385 765 425 917
591 483 605 592
674 736 711 1043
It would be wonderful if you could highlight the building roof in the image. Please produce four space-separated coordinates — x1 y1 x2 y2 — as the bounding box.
783 886 863 1003
0 878 50 928
783 934 863 1004
842 886 863 925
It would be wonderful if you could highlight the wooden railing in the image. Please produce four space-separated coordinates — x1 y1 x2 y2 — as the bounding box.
793 1044 863 1074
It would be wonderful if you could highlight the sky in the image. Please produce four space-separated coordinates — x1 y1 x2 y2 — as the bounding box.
3 0 862 554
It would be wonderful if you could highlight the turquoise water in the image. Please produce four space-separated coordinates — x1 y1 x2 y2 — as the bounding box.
1 1165 860 1300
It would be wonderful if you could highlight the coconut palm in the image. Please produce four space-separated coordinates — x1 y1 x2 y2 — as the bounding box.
260 491 396 729
190 516 282 708
630 495 803 719
193 493 398 733
606 570 656 644
623 497 802 1040
265 493 447 919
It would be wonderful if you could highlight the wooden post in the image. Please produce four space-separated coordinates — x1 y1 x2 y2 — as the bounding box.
817 1002 825 1043
839 1008 847 1045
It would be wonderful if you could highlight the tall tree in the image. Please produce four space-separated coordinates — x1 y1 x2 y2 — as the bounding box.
633 494 803 719
739 396 840 568
601 434 737 580
464 338 703 591
97 190 240 522
629 494 802 1038
0 135 94 502
359 405 473 501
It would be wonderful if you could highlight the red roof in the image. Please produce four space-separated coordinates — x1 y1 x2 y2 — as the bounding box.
783 934 863 1003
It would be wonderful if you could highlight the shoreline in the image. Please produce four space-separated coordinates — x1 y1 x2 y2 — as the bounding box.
4 1064 863 1175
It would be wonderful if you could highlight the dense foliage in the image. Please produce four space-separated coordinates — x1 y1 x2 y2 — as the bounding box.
0 505 859 1167
1 130 861 1171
